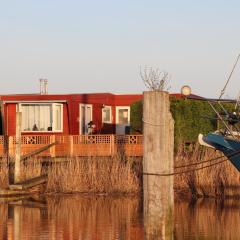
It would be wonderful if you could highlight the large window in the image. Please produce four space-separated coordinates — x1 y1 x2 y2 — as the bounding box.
19 103 63 132
102 106 112 123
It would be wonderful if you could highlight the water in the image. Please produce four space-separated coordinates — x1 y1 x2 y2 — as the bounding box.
0 195 240 239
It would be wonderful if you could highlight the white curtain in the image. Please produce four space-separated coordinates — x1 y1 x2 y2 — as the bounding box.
21 104 52 131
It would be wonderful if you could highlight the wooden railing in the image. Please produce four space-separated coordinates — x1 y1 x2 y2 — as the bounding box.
0 135 143 158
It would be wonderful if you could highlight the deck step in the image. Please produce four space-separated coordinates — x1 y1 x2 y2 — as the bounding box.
9 174 48 190
0 189 30 197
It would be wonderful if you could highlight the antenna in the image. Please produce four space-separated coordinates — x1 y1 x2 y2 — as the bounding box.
219 53 240 100
39 78 48 95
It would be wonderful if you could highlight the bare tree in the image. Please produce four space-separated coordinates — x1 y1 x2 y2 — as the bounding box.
140 66 170 91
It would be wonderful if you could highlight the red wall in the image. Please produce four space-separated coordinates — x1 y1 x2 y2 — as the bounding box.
6 104 16 136
0 93 144 136
5 103 70 136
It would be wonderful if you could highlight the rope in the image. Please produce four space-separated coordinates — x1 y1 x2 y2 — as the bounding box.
219 53 240 99
143 149 240 176
174 154 224 169
142 118 164 127
143 158 228 176
175 149 240 169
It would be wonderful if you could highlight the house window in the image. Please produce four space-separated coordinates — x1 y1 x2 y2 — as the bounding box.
116 107 130 125
19 103 63 132
102 106 112 123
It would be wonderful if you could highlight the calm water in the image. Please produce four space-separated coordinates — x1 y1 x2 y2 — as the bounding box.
0 195 240 239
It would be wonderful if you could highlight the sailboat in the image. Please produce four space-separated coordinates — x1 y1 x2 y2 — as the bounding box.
198 54 240 172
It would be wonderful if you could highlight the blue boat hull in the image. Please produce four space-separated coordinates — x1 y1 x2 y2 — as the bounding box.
201 133 240 172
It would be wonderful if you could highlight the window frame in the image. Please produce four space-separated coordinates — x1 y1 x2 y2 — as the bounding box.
102 105 112 124
18 103 63 133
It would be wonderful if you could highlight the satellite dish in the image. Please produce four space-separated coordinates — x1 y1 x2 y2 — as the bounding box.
181 85 191 96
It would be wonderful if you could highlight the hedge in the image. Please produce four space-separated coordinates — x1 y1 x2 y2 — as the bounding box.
130 97 235 147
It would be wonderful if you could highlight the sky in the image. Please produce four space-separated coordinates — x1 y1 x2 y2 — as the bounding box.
1 0 240 98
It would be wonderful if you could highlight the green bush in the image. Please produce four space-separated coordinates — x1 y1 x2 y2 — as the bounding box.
130 100 143 134
130 97 235 147
170 97 216 147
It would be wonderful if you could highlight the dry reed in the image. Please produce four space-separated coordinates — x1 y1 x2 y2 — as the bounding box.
0 157 9 189
174 143 240 198
46 155 141 194
19 158 42 182
0 157 42 189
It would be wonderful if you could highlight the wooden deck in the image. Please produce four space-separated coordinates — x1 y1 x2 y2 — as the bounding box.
0 135 143 158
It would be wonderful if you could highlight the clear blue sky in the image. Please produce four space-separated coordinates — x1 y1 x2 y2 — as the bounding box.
1 0 240 98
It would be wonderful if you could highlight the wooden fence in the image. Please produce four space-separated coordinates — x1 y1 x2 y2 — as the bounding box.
0 135 143 158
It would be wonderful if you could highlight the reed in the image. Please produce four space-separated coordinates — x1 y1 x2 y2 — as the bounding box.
174 143 240 198
19 158 42 181
0 157 9 189
46 155 141 194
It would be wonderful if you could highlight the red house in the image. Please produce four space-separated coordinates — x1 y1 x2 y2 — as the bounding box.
0 92 143 136
0 85 204 137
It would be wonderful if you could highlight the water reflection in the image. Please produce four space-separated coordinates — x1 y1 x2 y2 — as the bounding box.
0 196 240 239
143 175 174 240
1 195 144 240
174 198 240 240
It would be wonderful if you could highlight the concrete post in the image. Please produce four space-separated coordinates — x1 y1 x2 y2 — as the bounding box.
14 112 22 183
143 91 174 239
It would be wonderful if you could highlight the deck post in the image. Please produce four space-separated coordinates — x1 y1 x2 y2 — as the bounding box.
50 135 56 157
69 135 74 157
8 136 13 159
14 112 22 183
143 91 174 239
110 135 115 156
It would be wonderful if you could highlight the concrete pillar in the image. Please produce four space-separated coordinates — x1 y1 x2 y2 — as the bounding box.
143 91 174 240
14 112 22 183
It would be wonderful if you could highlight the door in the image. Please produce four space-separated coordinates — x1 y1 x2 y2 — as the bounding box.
79 104 93 134
116 106 130 134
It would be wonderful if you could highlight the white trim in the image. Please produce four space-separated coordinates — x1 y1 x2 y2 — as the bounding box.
18 102 64 133
102 106 112 124
52 103 64 132
116 106 130 124
79 104 93 135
